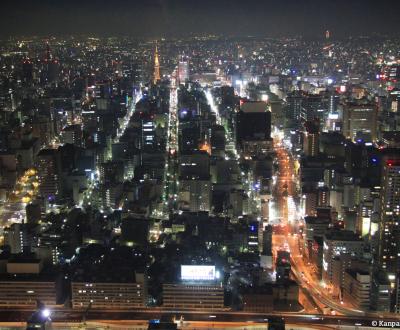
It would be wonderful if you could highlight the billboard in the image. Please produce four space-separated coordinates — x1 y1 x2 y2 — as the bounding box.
181 265 215 281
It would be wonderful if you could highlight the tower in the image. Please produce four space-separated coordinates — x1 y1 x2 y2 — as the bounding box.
325 30 330 40
153 43 160 84
178 55 189 84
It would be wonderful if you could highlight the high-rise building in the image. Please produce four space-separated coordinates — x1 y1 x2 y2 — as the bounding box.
179 152 210 179
22 59 33 83
303 120 320 157
377 151 400 310
178 58 189 84
4 223 30 254
342 101 378 142
286 91 303 123
236 101 272 156
322 230 364 287
179 179 211 212
37 149 60 200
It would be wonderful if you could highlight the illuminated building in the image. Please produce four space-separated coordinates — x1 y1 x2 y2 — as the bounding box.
377 153 400 311
3 223 31 254
40 42 59 85
322 230 364 287
179 152 210 179
163 266 224 310
61 124 82 147
141 120 156 148
210 125 225 157
286 91 303 123
247 221 260 252
71 279 146 309
179 179 211 212
37 149 60 200
303 120 320 157
342 101 378 142
325 30 330 40
178 58 189 84
99 161 124 185
153 44 161 84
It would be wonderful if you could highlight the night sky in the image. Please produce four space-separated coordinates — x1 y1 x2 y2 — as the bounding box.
1 0 400 38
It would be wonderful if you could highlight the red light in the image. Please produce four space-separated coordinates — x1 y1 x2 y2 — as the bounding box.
386 160 400 167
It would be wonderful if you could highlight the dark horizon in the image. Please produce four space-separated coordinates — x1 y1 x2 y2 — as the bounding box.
1 0 400 39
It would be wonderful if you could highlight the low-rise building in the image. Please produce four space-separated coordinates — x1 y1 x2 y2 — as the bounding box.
71 272 147 309
163 283 224 310
242 286 273 313
0 256 62 308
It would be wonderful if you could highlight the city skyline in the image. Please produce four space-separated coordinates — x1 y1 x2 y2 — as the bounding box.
1 1 400 329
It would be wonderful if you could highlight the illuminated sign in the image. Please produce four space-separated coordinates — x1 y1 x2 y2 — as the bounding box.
181 265 215 281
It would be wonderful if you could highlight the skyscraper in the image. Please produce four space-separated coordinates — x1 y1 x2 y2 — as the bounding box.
236 101 272 156
342 101 378 142
303 120 320 157
377 151 400 310
178 57 189 84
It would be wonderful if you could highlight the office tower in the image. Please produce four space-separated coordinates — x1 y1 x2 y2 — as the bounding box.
303 120 320 157
141 119 156 148
4 223 30 254
247 221 260 252
322 230 364 287
236 101 272 156
179 151 211 212
342 101 378 142
328 92 340 113
41 42 59 85
179 152 210 179
94 80 111 111
210 125 226 157
37 149 60 200
286 91 303 123
26 203 41 224
377 151 400 311
178 57 189 84
301 94 325 122
179 125 201 153
153 44 161 84
94 80 112 99
22 59 33 83
276 250 291 283
61 124 82 147
178 179 211 212
99 161 124 185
